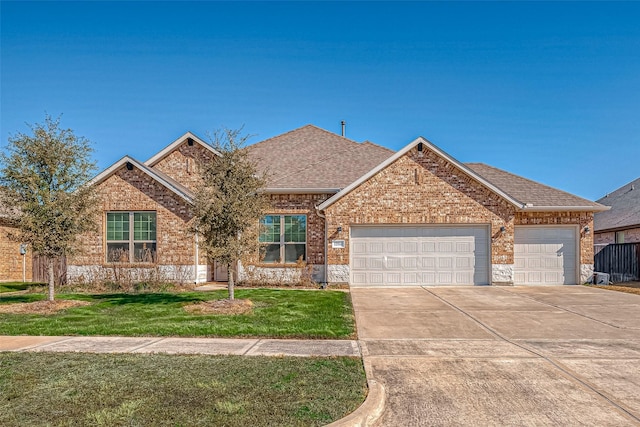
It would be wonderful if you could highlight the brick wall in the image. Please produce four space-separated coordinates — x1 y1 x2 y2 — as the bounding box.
595 227 640 245
151 142 216 191
595 231 615 245
324 146 516 266
0 220 32 281
69 165 195 267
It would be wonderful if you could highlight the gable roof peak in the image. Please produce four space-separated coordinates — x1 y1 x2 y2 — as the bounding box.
90 155 194 203
145 131 220 167
319 136 523 210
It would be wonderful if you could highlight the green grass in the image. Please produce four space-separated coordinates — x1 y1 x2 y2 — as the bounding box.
0 289 355 338
0 352 367 426
0 282 43 293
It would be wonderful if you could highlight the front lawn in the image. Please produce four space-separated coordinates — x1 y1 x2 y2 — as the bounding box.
0 352 366 427
0 289 355 338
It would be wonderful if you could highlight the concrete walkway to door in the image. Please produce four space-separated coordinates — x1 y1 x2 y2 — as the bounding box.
351 285 640 426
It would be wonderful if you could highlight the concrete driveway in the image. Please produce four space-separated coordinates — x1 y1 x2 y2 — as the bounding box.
351 285 640 426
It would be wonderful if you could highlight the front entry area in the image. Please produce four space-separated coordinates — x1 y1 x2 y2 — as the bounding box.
349 225 490 287
213 260 228 282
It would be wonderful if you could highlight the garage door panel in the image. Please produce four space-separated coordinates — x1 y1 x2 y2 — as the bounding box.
456 242 471 252
353 257 367 269
353 242 367 254
387 273 401 284
369 242 383 253
422 242 436 252
350 225 489 286
436 272 449 283
421 257 436 268
370 273 383 284
421 272 436 284
514 227 577 285
352 272 366 284
438 242 453 252
386 242 401 253
404 272 419 284
369 257 384 269
403 242 418 253
456 272 473 283
456 257 471 268
402 257 417 269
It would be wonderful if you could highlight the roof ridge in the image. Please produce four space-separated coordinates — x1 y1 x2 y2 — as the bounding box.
360 140 395 153
248 124 361 150
596 176 640 202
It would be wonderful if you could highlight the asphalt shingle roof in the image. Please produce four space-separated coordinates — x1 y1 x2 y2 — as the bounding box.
594 177 640 231
248 125 393 190
465 163 603 209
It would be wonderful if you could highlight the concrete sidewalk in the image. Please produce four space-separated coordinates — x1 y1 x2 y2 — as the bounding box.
0 335 361 357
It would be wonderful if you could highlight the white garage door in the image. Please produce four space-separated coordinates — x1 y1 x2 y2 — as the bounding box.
514 226 577 285
350 225 490 286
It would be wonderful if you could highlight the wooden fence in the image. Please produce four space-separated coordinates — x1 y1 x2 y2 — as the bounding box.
594 243 640 283
32 255 67 285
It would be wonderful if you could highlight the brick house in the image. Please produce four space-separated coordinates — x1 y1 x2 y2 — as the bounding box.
594 177 640 247
66 125 607 286
0 215 32 282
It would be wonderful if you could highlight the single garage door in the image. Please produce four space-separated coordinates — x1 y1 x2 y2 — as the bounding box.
350 225 490 286
514 226 577 285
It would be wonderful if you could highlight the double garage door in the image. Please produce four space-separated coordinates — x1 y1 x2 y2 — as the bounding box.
350 225 490 286
349 225 578 286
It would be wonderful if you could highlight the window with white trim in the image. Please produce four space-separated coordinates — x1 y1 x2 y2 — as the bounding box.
615 231 625 243
259 215 306 263
106 212 157 263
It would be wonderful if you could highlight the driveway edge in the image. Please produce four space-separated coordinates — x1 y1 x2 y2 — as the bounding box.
325 379 385 427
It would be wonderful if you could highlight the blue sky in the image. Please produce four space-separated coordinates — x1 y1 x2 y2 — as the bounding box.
2 1 639 201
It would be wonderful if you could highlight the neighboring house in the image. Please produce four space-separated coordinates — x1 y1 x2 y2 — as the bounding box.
594 177 640 246
66 124 607 286
0 210 33 282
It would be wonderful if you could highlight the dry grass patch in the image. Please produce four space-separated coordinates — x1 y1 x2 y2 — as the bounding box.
0 299 91 315
588 282 640 296
183 298 254 315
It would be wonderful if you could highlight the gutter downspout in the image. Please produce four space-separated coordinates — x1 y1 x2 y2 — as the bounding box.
194 231 199 284
315 205 328 288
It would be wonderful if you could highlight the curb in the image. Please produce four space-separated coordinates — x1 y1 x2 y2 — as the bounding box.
325 379 386 427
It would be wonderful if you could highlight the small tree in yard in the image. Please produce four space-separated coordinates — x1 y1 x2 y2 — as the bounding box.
190 128 268 300
0 115 99 301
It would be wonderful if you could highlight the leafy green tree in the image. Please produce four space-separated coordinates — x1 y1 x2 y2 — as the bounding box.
0 115 99 301
190 128 268 300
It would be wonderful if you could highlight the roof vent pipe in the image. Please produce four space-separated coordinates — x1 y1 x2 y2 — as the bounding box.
341 120 346 137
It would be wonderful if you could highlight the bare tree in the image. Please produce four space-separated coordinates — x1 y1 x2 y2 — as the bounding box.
0 115 99 301
190 128 268 300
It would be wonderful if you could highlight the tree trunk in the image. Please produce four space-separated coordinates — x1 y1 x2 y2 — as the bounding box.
227 262 235 301
47 258 55 302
